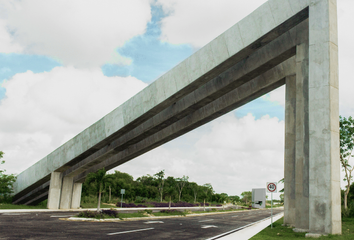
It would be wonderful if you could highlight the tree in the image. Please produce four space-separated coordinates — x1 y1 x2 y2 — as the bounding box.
189 182 199 203
340 115 354 209
241 191 252 205
175 175 189 201
0 151 17 202
85 168 112 211
154 170 165 202
201 183 214 202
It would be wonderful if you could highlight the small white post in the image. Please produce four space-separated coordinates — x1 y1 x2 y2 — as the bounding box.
271 192 273 229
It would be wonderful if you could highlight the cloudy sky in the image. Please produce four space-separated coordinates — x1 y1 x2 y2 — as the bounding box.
0 0 353 199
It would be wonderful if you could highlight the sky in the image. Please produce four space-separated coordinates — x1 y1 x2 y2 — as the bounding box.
0 0 353 200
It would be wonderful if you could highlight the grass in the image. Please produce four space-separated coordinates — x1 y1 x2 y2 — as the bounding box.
80 202 115 209
0 203 46 209
250 218 354 239
154 210 186 217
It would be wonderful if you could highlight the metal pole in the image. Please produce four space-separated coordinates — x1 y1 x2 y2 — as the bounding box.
271 192 273 229
121 194 123 208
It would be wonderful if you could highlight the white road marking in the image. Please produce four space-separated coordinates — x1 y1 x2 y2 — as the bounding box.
201 225 218 229
107 228 154 236
144 221 164 224
50 215 75 218
199 219 214 222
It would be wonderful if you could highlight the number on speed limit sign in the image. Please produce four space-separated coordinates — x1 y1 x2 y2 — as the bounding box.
266 182 277 193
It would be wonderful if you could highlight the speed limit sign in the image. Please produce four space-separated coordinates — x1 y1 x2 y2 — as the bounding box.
266 182 277 193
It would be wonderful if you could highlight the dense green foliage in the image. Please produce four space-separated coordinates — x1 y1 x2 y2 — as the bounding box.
340 115 354 209
0 151 16 203
85 168 112 211
81 170 229 204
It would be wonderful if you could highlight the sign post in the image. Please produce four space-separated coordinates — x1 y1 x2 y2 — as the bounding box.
120 189 125 208
266 182 277 229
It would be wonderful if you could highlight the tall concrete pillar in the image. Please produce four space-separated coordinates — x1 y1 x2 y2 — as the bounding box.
308 0 341 234
59 176 74 209
284 75 296 226
295 41 310 230
71 183 83 209
47 172 62 209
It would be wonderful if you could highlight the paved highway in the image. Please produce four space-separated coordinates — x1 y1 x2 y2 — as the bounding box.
0 209 283 239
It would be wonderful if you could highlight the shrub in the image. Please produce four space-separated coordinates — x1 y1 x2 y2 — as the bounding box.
77 210 119 219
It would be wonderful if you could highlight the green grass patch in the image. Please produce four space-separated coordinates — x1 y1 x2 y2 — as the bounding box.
154 210 186 216
80 202 114 209
250 217 354 239
0 203 46 209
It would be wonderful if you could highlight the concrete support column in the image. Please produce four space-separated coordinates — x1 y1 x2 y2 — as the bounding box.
294 40 310 230
71 183 83 209
47 172 62 209
308 0 341 234
59 176 74 209
284 75 296 226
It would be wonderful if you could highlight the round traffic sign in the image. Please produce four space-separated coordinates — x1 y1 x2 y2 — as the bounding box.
267 182 277 192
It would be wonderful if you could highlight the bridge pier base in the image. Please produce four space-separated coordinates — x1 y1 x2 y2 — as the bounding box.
71 183 83 209
47 172 82 209
47 172 62 209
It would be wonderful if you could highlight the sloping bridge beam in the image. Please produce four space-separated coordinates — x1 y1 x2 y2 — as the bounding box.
12 0 340 235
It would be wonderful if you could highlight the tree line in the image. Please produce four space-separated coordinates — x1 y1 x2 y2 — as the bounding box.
82 169 229 204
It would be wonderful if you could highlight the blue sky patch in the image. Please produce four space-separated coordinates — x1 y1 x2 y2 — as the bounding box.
101 5 194 83
0 53 61 99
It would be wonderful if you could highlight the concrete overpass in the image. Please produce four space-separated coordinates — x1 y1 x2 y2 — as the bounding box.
12 0 340 235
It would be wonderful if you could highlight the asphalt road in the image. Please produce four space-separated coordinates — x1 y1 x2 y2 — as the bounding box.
0 209 283 239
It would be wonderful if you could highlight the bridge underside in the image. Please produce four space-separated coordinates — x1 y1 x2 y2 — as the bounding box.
13 0 340 235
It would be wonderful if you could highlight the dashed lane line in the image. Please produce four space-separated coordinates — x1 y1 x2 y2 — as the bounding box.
107 227 154 236
144 221 164 224
201 225 218 229
199 219 214 222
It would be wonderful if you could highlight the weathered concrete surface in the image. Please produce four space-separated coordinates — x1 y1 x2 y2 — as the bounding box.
73 58 296 183
62 22 303 180
12 2 308 200
12 0 341 235
47 172 62 209
295 39 310 230
284 75 296 226
71 183 82 209
308 0 341 235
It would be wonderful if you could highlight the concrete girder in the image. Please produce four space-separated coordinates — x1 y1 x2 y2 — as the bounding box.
11 0 341 235
73 57 296 183
12 7 308 201
61 21 307 180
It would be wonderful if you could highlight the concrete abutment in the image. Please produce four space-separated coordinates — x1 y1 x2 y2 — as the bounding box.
47 173 82 209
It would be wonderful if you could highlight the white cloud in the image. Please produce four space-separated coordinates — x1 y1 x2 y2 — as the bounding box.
262 86 285 108
0 19 23 53
118 113 285 197
0 67 147 174
338 0 354 117
157 0 267 48
0 0 152 68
